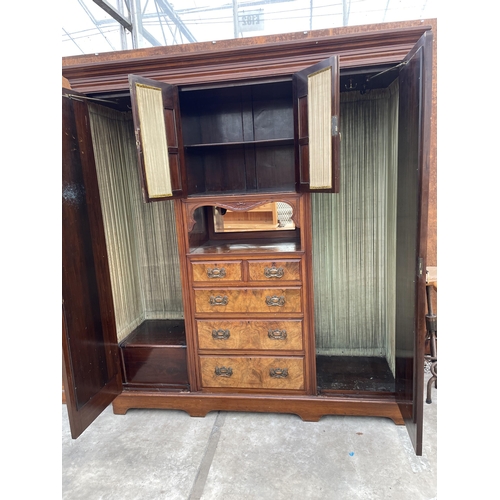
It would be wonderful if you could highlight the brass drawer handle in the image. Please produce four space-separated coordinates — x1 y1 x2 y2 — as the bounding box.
215 366 233 377
265 295 285 307
210 295 229 306
269 368 288 378
212 329 230 340
268 329 287 340
207 267 226 279
264 265 284 279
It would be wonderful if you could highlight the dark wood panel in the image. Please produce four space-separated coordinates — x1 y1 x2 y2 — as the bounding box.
197 147 248 194
184 151 206 195
396 50 421 450
187 206 210 250
253 81 293 141
395 32 433 456
62 114 107 407
120 319 186 346
244 144 257 191
255 144 295 192
186 143 295 195
180 86 251 144
121 346 188 387
120 320 188 387
180 81 295 196
62 90 122 439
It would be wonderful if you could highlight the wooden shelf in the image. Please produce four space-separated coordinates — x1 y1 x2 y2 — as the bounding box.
120 319 186 348
185 138 294 149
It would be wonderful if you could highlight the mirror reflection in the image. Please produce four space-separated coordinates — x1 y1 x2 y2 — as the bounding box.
213 202 295 233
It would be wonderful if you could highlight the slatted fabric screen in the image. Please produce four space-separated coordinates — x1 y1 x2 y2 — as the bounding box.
308 67 332 189
135 83 173 198
311 82 399 373
88 104 183 342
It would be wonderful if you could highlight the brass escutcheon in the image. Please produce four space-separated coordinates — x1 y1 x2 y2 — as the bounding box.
210 295 229 306
215 366 233 377
264 265 284 278
212 329 230 340
265 295 285 307
268 329 287 340
207 267 226 279
269 368 288 378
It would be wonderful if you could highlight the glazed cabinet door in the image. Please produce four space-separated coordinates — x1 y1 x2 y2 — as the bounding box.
62 89 122 439
293 56 340 193
129 75 187 202
395 31 433 456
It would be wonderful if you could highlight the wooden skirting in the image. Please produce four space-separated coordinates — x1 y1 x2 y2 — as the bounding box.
112 390 405 425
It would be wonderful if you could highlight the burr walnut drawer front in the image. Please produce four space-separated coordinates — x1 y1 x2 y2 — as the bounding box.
199 355 305 390
247 259 302 282
196 319 303 350
193 288 302 313
191 261 242 282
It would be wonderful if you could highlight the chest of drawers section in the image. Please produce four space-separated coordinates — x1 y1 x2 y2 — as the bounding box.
188 255 310 393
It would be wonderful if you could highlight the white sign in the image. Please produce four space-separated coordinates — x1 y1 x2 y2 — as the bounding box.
238 9 264 32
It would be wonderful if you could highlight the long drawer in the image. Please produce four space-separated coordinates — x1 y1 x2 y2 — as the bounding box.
193 288 302 313
199 355 305 390
197 319 303 350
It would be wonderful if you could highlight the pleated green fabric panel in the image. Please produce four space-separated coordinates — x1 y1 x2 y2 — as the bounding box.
88 104 184 343
311 82 399 372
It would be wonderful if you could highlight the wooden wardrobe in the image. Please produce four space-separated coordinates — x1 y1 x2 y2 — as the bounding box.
62 19 436 456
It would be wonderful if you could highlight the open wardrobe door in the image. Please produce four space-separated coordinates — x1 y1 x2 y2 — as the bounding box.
395 31 433 456
293 55 340 193
62 89 122 439
129 75 187 202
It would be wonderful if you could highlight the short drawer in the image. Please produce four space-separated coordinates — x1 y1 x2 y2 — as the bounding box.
191 261 242 282
199 355 305 390
193 288 302 313
248 259 301 282
197 319 303 350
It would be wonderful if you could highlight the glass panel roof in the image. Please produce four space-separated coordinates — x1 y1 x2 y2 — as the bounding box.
62 0 437 57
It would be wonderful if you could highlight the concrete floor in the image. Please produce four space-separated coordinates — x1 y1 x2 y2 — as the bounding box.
62 373 437 500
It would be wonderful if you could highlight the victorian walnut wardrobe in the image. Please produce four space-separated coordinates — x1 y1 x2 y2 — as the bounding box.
62 19 436 455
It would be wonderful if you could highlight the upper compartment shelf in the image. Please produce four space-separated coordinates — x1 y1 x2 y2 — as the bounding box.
184 138 294 149
179 81 294 147
180 80 296 196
